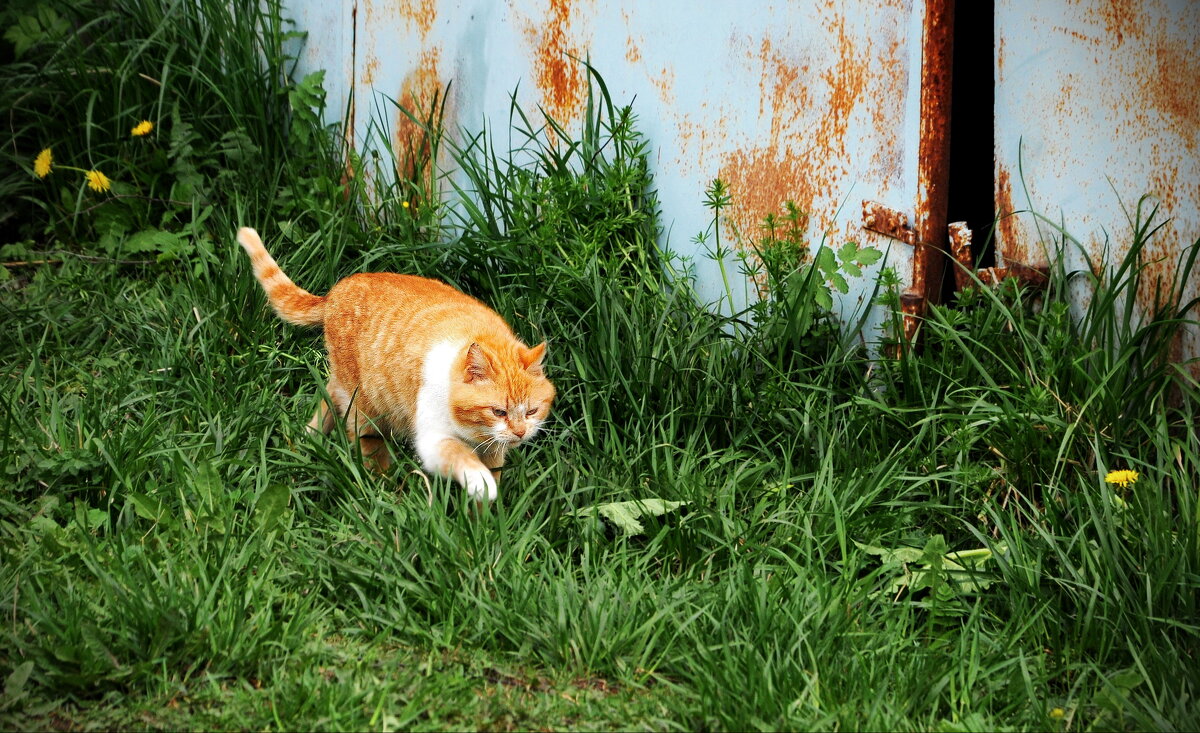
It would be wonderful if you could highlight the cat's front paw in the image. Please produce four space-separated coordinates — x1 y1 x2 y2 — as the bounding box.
463 468 498 503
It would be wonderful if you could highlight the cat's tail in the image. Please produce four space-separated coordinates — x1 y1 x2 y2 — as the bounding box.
236 227 326 327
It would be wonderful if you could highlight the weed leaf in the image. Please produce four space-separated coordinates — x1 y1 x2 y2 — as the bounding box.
193 460 221 512
855 247 883 265
853 540 926 565
2 661 34 709
255 484 291 533
571 499 687 537
860 536 1007 598
126 492 166 524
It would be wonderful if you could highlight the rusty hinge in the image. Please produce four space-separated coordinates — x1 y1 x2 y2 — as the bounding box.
948 221 1049 289
862 200 918 245
862 200 923 356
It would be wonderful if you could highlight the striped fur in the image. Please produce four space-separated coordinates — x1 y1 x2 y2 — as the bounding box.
236 227 325 326
236 227 555 503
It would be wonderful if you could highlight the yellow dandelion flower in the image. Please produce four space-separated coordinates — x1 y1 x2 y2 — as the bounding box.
1105 469 1138 488
1049 707 1065 719
34 148 53 178
402 200 410 209
85 170 112 193
131 120 154 137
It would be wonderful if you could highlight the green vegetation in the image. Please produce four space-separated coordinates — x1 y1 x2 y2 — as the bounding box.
2 1 1198 730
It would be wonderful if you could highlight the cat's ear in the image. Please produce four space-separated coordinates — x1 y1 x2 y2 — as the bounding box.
522 342 548 376
464 342 492 383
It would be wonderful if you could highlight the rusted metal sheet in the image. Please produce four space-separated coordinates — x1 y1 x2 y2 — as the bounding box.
280 1 961 352
281 1 1199 364
995 0 1200 368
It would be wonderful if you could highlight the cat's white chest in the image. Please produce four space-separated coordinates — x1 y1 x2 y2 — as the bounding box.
414 341 459 437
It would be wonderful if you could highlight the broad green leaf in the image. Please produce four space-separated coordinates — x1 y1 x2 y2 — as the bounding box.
1108 669 1144 691
122 229 188 256
831 273 849 294
289 70 327 111
814 289 833 310
127 492 165 523
255 484 291 533
29 515 62 536
861 536 1005 598
945 543 1007 569
842 261 863 277
815 246 836 276
920 534 950 562
571 499 687 537
3 661 33 706
855 247 883 266
73 506 107 532
4 8 70 58
853 540 926 565
193 460 221 512
837 241 860 263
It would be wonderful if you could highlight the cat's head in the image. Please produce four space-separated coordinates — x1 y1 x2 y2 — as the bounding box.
451 340 555 448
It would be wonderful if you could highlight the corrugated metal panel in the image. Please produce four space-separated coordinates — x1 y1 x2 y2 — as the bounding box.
994 0 1200 366
286 0 953 344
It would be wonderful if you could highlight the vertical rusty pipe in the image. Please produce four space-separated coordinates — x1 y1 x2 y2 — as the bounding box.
912 0 955 311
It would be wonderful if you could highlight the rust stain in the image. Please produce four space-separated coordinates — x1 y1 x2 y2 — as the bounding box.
361 54 381 86
911 0 954 310
870 34 907 182
717 150 823 246
1151 40 1200 147
525 0 589 126
895 290 925 356
714 10 881 250
625 34 641 64
341 0 359 201
996 34 1005 83
977 263 1049 289
994 164 1034 268
948 221 974 291
394 48 444 185
862 200 917 245
1053 25 1103 46
653 66 677 108
397 0 437 36
1089 0 1142 46
816 18 867 158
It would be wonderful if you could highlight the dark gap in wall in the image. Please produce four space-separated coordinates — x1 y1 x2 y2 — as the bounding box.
945 0 996 298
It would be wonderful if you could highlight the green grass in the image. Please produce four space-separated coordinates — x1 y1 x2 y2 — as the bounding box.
3 1 1200 730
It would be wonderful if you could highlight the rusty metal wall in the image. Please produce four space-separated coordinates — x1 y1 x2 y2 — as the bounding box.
994 0 1200 366
284 0 1198 363
286 0 949 340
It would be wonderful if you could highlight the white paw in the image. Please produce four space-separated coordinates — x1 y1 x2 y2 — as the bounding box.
463 468 497 503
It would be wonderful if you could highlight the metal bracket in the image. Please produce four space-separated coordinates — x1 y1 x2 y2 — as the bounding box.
861 200 918 245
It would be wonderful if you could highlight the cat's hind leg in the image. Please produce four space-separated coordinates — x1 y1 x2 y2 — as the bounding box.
307 379 349 434
346 403 393 473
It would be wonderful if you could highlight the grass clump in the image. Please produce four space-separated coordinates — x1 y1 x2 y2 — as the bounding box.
3 2 1199 731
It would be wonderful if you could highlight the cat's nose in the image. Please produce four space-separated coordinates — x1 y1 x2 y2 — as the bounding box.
511 424 526 438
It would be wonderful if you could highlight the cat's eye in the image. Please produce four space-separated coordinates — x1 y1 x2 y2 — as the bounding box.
492 408 507 418
526 408 538 417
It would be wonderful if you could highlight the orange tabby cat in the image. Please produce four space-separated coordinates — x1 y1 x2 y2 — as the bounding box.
236 227 555 502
